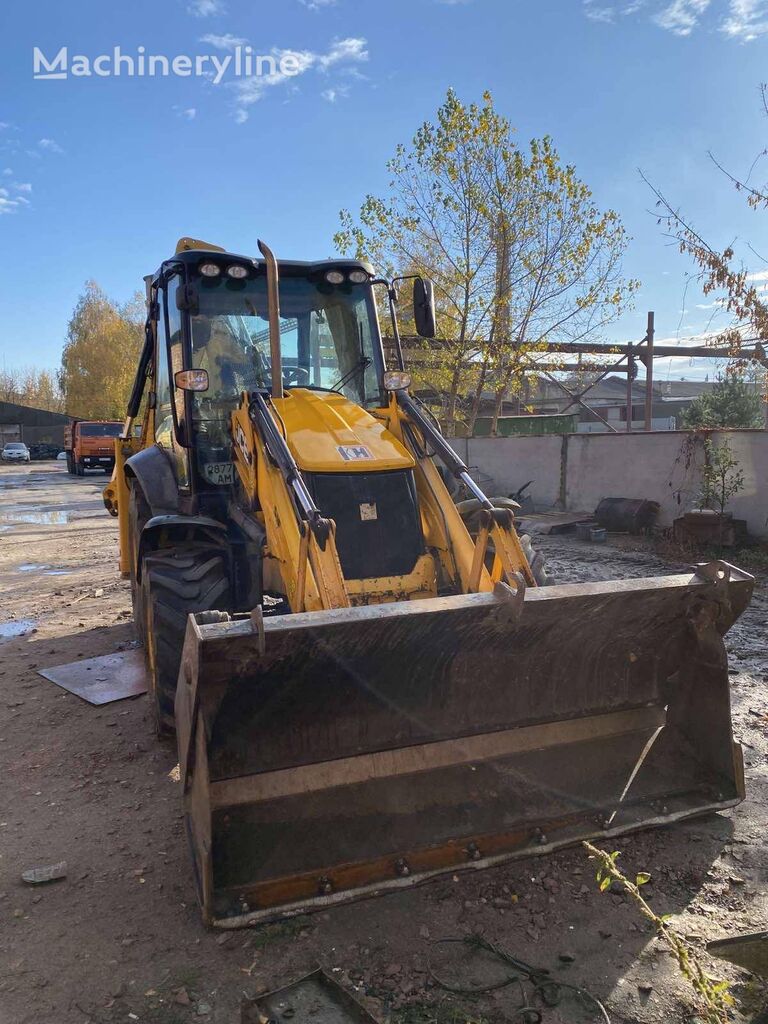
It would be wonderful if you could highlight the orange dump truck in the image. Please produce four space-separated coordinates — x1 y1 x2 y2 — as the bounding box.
64 419 122 475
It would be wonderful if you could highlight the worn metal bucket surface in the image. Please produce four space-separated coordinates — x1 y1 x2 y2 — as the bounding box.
175 562 753 927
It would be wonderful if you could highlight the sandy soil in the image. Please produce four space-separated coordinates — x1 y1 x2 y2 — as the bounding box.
0 462 766 1024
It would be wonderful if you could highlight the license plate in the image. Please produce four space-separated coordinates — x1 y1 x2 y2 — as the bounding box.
203 462 234 486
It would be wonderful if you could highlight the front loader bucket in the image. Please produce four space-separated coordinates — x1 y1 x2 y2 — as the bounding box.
175 561 753 928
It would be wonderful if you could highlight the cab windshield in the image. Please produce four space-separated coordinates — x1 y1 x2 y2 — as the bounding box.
190 272 383 411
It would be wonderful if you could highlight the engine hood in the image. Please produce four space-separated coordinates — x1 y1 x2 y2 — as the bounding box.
272 389 414 473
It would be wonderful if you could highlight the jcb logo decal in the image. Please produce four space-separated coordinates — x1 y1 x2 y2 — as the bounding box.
337 445 373 461
235 424 253 465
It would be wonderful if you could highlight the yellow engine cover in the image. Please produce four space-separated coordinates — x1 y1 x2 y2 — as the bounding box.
273 390 414 473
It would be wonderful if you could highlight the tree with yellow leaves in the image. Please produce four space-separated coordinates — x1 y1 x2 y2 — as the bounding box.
335 90 638 434
60 281 144 419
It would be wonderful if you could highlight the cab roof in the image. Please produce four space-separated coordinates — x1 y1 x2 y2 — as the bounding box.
152 247 375 284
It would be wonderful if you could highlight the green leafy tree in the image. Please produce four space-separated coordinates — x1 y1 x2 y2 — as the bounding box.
335 89 637 433
682 379 763 428
700 437 745 518
60 282 144 419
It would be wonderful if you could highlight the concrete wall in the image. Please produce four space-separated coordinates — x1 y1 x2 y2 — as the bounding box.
451 434 564 508
452 429 768 539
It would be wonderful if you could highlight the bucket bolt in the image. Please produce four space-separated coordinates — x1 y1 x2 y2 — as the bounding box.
466 842 482 861
395 858 410 877
317 876 333 896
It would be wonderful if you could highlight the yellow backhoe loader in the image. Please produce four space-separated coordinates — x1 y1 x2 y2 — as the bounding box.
105 237 754 928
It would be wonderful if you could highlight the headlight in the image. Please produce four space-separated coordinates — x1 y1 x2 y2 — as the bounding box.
383 370 412 391
324 270 346 285
348 269 369 284
199 262 221 277
226 264 248 279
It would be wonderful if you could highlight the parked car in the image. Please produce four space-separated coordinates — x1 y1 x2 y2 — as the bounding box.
2 442 31 463
56 451 68 462
29 443 64 461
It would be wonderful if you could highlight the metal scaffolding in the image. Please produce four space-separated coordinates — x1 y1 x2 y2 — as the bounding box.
392 312 768 432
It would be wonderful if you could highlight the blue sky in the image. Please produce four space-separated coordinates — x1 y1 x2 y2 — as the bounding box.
1 0 767 382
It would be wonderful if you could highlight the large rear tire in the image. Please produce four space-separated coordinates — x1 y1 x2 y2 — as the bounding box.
128 484 150 645
141 546 232 737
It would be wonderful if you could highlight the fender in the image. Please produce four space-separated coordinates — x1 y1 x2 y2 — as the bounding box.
136 514 228 582
125 445 180 516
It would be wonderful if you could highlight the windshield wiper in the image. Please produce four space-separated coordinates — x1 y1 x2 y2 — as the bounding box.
332 356 371 393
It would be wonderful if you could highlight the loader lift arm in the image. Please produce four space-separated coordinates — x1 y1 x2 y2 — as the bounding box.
395 390 537 589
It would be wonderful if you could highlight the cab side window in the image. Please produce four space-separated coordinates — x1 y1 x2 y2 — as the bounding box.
155 289 173 448
155 278 190 489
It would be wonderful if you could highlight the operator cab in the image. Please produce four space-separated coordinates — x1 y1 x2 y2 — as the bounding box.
151 249 386 495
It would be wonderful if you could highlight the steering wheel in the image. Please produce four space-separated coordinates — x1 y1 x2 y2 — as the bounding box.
283 366 310 387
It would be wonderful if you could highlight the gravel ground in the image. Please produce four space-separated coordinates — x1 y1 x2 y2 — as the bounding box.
0 462 766 1024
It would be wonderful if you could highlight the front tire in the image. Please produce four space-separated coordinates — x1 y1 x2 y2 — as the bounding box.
141 546 232 736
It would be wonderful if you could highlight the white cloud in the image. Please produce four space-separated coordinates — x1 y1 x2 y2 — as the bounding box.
187 0 225 16
38 137 64 154
722 0 768 39
13 182 32 192
321 84 350 102
0 189 25 215
581 0 768 38
653 0 711 35
2 167 12 175
584 3 616 21
317 37 368 70
200 32 248 49
299 0 338 8
231 36 367 122
746 268 768 281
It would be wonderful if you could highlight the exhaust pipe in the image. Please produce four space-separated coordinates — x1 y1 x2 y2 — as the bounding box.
257 239 283 400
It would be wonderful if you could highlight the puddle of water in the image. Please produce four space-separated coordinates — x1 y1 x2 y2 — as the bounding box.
45 569 72 576
0 510 71 525
18 563 49 573
0 619 36 640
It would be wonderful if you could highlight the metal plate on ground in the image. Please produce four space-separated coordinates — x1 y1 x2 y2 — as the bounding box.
708 932 768 978
39 648 147 705
242 970 380 1024
515 511 594 535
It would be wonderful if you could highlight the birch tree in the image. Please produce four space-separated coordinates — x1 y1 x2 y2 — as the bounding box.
336 89 637 433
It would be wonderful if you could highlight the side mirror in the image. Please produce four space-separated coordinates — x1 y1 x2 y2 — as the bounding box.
413 277 436 338
175 368 209 392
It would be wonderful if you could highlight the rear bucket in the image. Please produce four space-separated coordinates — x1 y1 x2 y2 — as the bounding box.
175 561 753 928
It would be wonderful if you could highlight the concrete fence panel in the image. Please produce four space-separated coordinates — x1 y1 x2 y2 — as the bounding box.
452 429 768 539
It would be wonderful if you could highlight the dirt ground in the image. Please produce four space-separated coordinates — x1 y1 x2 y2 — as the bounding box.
1 462 766 1024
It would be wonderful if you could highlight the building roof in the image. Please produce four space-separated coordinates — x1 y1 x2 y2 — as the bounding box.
0 400 69 426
